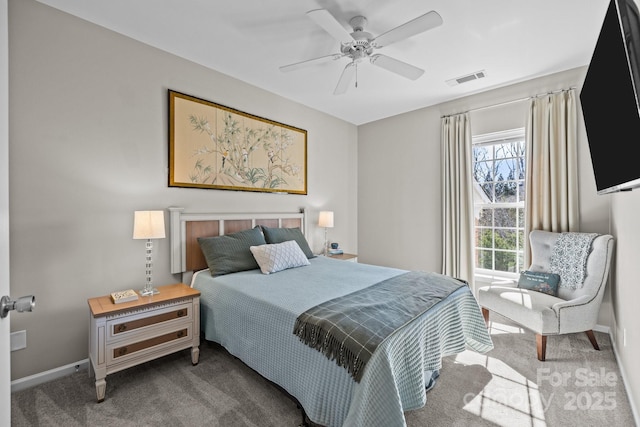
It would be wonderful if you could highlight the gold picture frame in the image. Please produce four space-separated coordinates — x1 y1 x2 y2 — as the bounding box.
169 90 307 194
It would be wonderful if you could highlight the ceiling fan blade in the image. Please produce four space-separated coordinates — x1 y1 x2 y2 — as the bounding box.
307 9 355 44
279 54 344 73
334 62 356 95
370 54 424 80
373 11 443 47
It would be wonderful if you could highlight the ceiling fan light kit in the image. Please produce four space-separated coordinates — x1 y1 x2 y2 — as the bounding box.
280 9 443 95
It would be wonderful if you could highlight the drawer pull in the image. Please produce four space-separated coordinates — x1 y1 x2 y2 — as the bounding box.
113 308 189 335
113 328 189 359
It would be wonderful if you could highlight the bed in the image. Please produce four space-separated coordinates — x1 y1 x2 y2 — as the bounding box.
168 207 493 427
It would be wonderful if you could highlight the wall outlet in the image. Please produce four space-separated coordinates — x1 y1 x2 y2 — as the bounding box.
10 330 26 352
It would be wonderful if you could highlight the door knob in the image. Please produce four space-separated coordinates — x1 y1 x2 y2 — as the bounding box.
0 295 35 319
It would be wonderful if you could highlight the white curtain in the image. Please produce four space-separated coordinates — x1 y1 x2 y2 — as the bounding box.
441 113 475 290
524 89 579 265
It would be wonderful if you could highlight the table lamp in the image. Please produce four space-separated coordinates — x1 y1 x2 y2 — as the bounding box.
133 210 166 296
318 211 334 256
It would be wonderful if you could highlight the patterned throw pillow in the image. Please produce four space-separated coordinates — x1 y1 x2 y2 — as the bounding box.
250 240 310 275
517 270 561 296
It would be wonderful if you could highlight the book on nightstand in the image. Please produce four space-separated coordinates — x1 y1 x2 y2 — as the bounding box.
110 289 139 304
328 248 344 255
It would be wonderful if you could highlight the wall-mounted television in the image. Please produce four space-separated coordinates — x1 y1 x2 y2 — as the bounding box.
580 0 640 194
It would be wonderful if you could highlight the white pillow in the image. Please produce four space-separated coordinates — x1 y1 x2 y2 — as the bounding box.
250 240 310 275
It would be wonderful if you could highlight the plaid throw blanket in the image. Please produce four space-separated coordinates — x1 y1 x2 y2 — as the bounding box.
550 232 598 289
293 271 465 382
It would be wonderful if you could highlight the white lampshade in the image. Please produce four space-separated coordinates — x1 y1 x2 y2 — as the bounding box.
318 211 334 228
133 210 166 239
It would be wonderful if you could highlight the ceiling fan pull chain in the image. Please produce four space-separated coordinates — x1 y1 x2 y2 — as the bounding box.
355 62 358 89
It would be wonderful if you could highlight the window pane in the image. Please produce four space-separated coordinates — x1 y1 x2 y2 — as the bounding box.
480 182 494 201
494 208 516 227
518 208 525 228
476 228 493 249
495 251 517 272
477 249 493 269
496 180 518 202
474 160 493 183
478 208 493 227
514 140 525 157
473 145 493 161
517 156 525 180
495 229 517 250
495 157 518 180
494 143 514 159
518 229 524 250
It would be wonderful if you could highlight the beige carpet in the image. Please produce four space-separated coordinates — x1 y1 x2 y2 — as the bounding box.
11 313 636 426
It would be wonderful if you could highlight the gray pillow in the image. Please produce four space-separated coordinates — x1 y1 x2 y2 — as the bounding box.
198 227 266 276
260 226 316 258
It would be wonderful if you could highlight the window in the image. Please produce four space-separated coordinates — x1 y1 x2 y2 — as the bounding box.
472 128 525 280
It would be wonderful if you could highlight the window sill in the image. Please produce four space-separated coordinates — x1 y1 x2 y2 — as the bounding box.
475 273 517 286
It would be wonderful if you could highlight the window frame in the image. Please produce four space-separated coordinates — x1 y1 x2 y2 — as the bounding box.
472 128 526 283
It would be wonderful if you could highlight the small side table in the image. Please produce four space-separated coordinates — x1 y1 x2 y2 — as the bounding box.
328 253 358 262
87 283 200 402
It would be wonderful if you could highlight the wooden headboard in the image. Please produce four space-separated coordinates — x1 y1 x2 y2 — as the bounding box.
168 207 308 276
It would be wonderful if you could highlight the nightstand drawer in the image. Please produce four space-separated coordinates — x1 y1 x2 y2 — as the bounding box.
106 302 192 343
106 323 194 365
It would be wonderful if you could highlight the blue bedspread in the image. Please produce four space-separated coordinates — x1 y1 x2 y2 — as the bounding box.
192 256 493 427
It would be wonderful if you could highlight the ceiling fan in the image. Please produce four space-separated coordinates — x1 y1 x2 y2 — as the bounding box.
279 9 443 95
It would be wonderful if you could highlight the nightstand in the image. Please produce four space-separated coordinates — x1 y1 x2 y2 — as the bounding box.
87 283 200 402
328 253 358 262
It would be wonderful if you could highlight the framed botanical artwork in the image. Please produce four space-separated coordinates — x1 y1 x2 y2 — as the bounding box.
169 90 307 194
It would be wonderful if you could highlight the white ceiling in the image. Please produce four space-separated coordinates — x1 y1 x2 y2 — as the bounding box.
36 0 610 125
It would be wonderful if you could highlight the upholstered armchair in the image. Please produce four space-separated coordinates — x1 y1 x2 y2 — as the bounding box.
477 230 614 361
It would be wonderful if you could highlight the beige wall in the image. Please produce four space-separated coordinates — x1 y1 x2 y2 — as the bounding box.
8 0 357 379
358 106 442 271
610 193 640 417
359 67 611 315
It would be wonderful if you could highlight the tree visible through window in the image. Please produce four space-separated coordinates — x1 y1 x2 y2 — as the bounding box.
472 129 525 279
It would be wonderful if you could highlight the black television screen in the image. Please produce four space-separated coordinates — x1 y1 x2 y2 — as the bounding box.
580 0 640 194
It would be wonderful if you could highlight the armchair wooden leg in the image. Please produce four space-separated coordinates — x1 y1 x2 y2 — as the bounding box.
536 334 547 361
481 307 490 327
585 330 600 351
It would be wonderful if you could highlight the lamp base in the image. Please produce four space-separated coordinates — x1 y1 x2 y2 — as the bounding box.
139 287 159 296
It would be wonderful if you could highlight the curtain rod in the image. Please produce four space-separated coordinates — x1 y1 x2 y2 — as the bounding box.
441 86 576 118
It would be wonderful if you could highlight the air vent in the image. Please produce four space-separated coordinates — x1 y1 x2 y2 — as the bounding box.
446 70 487 86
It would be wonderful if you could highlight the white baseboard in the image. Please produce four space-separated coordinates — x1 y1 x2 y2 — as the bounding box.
608 329 640 427
10 359 88 393
593 323 610 334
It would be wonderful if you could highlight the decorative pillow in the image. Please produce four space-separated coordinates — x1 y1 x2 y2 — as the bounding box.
260 226 316 259
517 270 561 296
250 240 310 275
197 227 266 276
